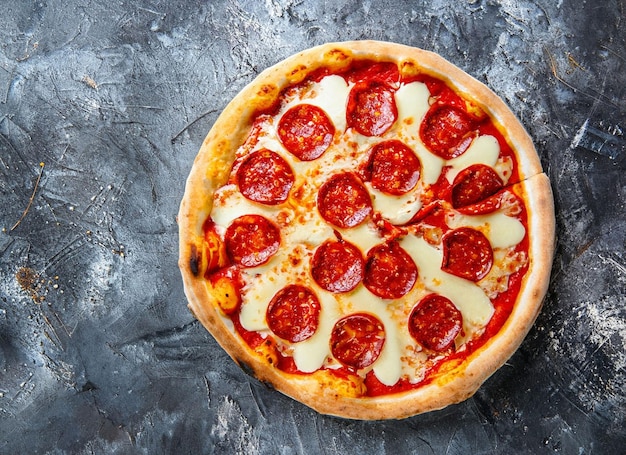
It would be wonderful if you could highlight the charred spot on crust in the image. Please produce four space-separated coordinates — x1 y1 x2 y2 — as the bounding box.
400 60 420 79
327 48 350 62
189 244 201 277
289 64 307 77
257 84 277 97
255 85 281 113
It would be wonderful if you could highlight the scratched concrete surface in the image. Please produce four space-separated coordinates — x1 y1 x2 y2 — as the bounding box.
1 1 624 453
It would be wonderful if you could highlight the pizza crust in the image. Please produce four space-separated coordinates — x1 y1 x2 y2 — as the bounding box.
178 41 555 420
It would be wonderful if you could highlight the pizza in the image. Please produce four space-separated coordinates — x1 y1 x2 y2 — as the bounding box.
178 41 555 420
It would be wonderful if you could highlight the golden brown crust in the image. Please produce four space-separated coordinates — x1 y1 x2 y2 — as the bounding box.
178 41 555 420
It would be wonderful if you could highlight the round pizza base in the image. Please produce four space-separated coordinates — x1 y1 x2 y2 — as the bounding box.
178 41 555 420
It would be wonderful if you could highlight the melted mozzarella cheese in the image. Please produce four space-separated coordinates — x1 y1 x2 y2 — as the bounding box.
338 220 382 254
212 185 280 226
446 135 500 183
395 81 430 122
342 286 403 386
292 291 340 373
288 209 335 247
255 134 285 156
367 184 423 225
493 155 513 185
394 82 445 185
307 75 351 132
400 236 494 328
446 211 526 249
238 252 289 331
412 142 446 185
239 242 315 332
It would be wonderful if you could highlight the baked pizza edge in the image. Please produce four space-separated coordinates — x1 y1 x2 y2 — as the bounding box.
177 40 555 420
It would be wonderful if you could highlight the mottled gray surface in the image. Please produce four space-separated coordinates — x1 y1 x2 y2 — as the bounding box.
1 1 625 453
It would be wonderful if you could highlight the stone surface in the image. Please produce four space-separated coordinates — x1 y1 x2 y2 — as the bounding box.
1 1 624 453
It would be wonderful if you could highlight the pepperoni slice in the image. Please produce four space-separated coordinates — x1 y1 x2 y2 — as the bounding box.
420 106 474 159
236 149 294 205
330 313 385 369
224 214 280 267
441 227 493 281
347 61 400 85
363 241 417 299
266 285 321 343
278 104 335 161
408 294 463 352
311 240 364 293
366 140 421 195
317 173 372 228
346 82 397 137
451 164 503 211
454 191 504 216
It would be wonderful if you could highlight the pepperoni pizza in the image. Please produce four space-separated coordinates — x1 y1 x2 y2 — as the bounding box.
178 41 555 419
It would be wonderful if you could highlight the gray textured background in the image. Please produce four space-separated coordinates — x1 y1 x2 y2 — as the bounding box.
1 1 625 453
